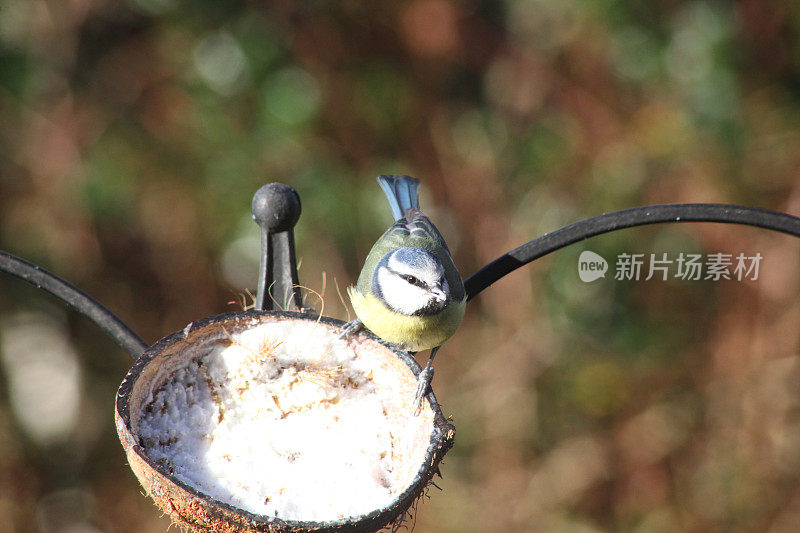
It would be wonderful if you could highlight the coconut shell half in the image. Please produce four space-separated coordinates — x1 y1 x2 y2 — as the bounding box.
115 310 455 533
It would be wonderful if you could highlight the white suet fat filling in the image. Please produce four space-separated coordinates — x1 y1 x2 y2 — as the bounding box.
135 319 434 522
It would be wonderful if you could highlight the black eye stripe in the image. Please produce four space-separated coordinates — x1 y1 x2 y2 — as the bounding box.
387 268 425 288
404 274 424 287
385 261 442 290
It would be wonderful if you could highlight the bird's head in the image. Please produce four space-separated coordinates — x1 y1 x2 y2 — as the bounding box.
374 247 450 316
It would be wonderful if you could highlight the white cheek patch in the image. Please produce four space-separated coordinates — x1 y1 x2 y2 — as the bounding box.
376 266 432 316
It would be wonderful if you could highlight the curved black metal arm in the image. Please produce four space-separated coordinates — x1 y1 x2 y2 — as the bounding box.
4 202 800 357
0 251 148 359
464 203 800 301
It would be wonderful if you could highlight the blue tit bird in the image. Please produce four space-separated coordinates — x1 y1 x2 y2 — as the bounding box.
343 175 466 411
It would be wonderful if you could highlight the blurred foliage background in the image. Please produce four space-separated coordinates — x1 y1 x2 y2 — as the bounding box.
1 0 800 531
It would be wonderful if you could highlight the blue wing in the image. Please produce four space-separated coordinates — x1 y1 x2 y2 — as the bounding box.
378 175 419 221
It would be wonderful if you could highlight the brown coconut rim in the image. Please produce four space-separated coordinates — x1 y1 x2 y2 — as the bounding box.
115 310 455 533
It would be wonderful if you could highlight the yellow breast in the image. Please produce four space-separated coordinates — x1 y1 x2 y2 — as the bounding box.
347 287 465 352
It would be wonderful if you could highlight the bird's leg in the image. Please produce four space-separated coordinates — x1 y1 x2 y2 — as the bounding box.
338 318 363 339
413 346 440 413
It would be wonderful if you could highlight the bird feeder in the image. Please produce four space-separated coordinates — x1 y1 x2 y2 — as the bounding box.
113 184 455 532
3 181 800 532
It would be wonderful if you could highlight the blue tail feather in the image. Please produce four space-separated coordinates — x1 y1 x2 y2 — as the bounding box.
377 175 420 221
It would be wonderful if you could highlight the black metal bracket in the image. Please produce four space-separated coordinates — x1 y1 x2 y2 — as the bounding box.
3 187 800 361
251 183 303 312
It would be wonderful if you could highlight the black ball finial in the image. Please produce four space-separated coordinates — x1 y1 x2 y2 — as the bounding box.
251 183 301 233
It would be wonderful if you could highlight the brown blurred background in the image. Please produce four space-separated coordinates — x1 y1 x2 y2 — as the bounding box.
1 0 800 531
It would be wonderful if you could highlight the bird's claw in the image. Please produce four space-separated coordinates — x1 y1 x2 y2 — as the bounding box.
413 365 434 414
338 318 363 340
